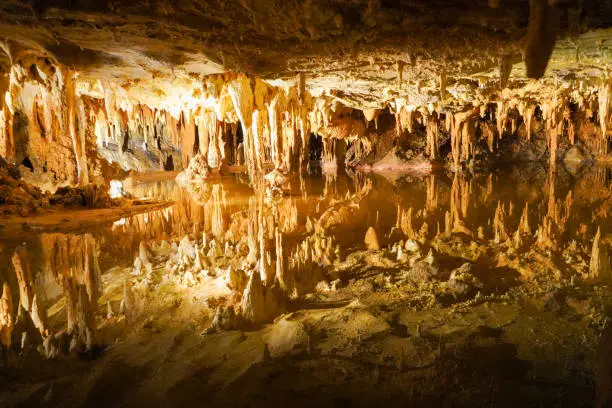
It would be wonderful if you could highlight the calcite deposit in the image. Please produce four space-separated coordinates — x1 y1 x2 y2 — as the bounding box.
0 1 611 406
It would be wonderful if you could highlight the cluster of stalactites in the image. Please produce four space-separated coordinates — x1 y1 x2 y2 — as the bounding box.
224 74 319 179
388 78 611 169
0 62 86 179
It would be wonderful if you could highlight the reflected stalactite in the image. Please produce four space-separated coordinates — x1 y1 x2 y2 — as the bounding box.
425 175 438 212
11 246 34 312
493 201 510 244
0 282 14 350
590 227 611 280
449 173 472 236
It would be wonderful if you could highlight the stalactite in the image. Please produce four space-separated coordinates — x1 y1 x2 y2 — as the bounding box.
461 116 476 163
599 78 611 144
525 0 561 79
518 101 536 141
64 70 89 185
363 109 381 129
425 113 439 159
449 108 477 167
541 95 566 169
297 72 306 104
499 54 513 89
268 91 284 169
439 70 447 102
396 60 406 89
228 75 256 179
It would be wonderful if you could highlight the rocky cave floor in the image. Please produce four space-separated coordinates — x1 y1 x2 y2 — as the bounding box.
0 161 610 408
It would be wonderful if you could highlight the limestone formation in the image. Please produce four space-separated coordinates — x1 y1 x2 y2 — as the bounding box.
364 227 380 251
590 228 611 280
0 283 13 349
0 2 610 405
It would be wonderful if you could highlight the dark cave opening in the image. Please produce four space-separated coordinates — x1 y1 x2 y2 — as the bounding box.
22 157 34 172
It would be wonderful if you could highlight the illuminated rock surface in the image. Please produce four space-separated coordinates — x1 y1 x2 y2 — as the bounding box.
0 1 611 406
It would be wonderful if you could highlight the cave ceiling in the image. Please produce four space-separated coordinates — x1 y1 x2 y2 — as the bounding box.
0 0 611 111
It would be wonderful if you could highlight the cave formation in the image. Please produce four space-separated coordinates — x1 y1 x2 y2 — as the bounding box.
0 1 611 406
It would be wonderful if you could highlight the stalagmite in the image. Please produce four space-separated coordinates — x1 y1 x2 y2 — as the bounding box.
589 227 611 280
364 226 380 250
241 270 267 325
518 203 531 236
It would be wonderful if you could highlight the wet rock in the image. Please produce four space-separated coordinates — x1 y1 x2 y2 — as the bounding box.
447 263 483 299
176 153 211 183
50 184 113 209
264 168 291 196
404 260 438 281
319 201 363 234
43 335 60 359
207 305 241 333
563 145 586 163
404 239 420 253
266 317 309 357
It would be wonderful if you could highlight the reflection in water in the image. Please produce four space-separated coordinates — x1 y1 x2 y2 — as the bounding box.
0 165 611 405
